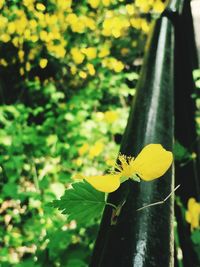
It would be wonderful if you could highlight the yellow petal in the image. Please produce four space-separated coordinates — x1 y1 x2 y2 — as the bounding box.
132 144 173 181
187 197 196 210
85 174 121 193
185 211 192 223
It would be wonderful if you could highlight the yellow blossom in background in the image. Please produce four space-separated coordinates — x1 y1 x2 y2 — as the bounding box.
84 144 173 192
0 0 5 9
36 3 46 12
130 18 142 30
135 0 151 13
153 1 165 13
7 22 16 34
87 63 96 76
70 65 77 75
47 43 66 58
56 0 72 11
102 57 124 73
102 0 113 7
39 58 48 69
67 14 96 33
71 48 85 64
1 33 10 43
120 48 129 56
0 0 164 77
98 45 110 58
105 158 116 166
75 158 83 167
81 16 96 30
0 59 8 67
23 0 34 8
104 110 118 123
126 4 136 15
141 19 150 33
81 47 97 60
89 141 104 158
102 16 130 38
18 50 25 63
25 62 31 72
79 71 87 79
19 67 25 76
112 60 124 72
78 143 90 156
88 0 100 9
68 14 85 33
185 197 200 230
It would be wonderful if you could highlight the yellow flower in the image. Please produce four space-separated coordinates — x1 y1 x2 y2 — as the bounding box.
78 143 89 156
130 18 142 30
19 67 25 76
102 57 124 73
116 144 173 181
141 20 150 34
153 1 165 13
113 60 124 73
87 63 95 76
98 46 110 58
71 48 85 64
1 33 10 43
39 31 48 42
70 65 77 75
81 47 97 60
185 197 200 230
89 141 104 158
135 0 151 13
126 4 135 15
36 3 46 12
18 50 25 62
102 0 112 7
7 22 16 34
0 59 8 67
88 0 100 9
106 158 116 166
121 48 129 56
86 174 121 193
102 16 130 38
79 71 87 79
39 58 48 69
0 0 5 9
84 144 173 192
25 62 31 72
75 158 83 166
104 110 118 123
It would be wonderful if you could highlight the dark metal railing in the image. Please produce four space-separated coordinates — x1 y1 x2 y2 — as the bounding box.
90 0 199 266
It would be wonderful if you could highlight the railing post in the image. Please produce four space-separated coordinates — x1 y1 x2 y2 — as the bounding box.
90 10 175 267
171 0 200 266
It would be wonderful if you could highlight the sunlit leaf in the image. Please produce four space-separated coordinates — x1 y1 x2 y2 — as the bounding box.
52 181 105 225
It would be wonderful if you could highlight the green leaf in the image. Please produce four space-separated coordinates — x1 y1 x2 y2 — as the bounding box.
173 141 191 161
52 181 105 225
48 230 72 259
191 230 200 245
67 259 87 267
